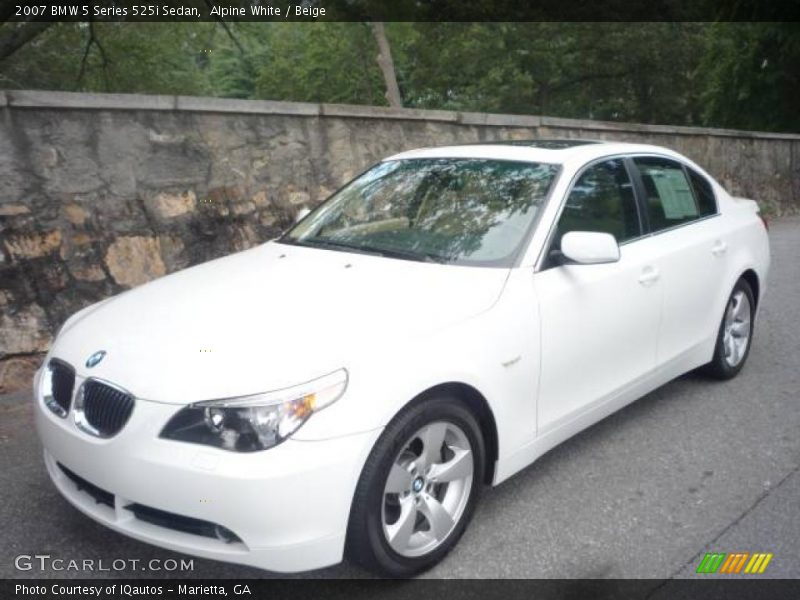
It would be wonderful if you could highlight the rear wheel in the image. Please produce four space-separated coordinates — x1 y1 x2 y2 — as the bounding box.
346 396 485 577
703 278 755 379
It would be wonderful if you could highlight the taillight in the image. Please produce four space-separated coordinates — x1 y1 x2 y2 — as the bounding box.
759 214 769 231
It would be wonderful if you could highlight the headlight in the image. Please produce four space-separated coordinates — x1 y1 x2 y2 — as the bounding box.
160 369 348 452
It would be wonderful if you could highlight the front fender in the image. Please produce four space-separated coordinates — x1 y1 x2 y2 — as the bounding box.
293 269 541 472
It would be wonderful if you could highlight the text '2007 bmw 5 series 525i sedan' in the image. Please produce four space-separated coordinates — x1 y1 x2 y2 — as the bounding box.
34 140 769 576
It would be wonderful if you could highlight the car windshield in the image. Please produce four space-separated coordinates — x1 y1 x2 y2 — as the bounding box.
281 158 559 267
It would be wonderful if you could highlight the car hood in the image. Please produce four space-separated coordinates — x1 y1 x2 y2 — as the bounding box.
51 242 510 404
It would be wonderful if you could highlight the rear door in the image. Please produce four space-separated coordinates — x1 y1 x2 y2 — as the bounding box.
534 157 662 432
628 156 728 367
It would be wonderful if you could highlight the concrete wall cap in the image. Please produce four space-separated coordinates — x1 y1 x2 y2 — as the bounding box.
1 89 798 141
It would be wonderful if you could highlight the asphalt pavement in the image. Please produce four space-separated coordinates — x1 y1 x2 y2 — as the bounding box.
1 217 798 581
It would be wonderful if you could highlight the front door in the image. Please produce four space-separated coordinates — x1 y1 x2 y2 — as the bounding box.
535 157 662 433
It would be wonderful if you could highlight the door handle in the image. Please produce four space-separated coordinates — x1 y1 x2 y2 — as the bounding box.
638 266 660 287
711 240 728 256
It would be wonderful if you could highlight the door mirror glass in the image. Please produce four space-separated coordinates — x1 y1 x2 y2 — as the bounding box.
560 231 620 265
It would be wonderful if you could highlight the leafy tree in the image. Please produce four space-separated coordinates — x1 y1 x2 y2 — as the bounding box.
251 23 386 105
0 22 213 94
698 23 800 132
205 24 264 99
395 23 705 125
0 21 797 133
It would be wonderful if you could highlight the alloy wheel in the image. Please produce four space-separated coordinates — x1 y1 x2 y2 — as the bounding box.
722 290 751 368
381 421 474 558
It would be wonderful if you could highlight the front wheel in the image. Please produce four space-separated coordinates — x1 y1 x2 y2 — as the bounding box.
346 396 485 577
702 278 756 379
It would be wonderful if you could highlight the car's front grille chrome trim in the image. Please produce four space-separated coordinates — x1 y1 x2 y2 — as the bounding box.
74 378 135 438
43 359 75 418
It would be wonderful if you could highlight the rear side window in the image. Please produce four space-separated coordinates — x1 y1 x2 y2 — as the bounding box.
687 168 718 217
633 157 705 232
554 158 641 245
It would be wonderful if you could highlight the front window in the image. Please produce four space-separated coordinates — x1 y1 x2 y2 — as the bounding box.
555 158 641 245
281 158 559 267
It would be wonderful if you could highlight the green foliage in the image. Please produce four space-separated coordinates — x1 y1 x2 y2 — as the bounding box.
252 23 385 105
395 23 705 125
205 25 262 99
698 23 800 132
0 21 797 132
0 22 213 95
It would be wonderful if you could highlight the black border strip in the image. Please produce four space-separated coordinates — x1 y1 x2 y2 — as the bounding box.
4 578 800 600
7 0 800 23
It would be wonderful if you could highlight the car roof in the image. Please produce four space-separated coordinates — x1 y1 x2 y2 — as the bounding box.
385 139 683 165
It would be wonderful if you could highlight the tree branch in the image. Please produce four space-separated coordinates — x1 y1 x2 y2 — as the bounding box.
203 0 245 54
0 21 53 62
75 25 94 88
76 22 111 90
91 23 111 90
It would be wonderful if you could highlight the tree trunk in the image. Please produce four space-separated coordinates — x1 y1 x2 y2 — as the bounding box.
370 22 402 108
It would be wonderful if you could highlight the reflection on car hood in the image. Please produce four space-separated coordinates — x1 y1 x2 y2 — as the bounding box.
51 242 510 404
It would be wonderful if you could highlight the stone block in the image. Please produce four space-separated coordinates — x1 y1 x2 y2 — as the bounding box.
3 230 62 261
0 355 43 394
145 190 197 219
63 203 90 225
0 304 50 356
104 236 166 288
0 204 30 216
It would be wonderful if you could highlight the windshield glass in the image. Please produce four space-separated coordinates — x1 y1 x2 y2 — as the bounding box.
281 158 559 267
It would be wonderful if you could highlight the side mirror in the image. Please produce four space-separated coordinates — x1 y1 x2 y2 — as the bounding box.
295 207 311 223
560 231 620 265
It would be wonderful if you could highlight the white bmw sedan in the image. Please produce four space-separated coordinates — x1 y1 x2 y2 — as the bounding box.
34 140 769 576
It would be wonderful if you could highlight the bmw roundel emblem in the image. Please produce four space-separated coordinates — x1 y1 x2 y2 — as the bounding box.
85 350 106 368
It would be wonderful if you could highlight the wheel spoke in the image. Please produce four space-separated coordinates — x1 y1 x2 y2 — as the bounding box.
726 299 736 325
428 447 473 483
731 338 741 364
386 496 417 553
385 463 413 495
419 423 447 469
724 333 735 359
733 293 748 320
731 319 750 337
419 493 455 541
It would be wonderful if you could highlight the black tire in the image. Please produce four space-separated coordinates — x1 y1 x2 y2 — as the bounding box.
346 395 485 577
702 278 756 380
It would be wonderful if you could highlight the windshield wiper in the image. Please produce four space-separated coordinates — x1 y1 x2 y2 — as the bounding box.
282 237 385 257
358 245 448 264
284 238 447 264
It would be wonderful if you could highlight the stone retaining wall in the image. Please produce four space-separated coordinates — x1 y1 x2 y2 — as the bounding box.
1 90 798 392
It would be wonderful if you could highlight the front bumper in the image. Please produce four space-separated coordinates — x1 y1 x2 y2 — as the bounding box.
33 372 381 573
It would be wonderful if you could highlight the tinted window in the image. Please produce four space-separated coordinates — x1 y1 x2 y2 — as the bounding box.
284 158 559 267
554 158 640 247
633 157 703 232
687 168 718 217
